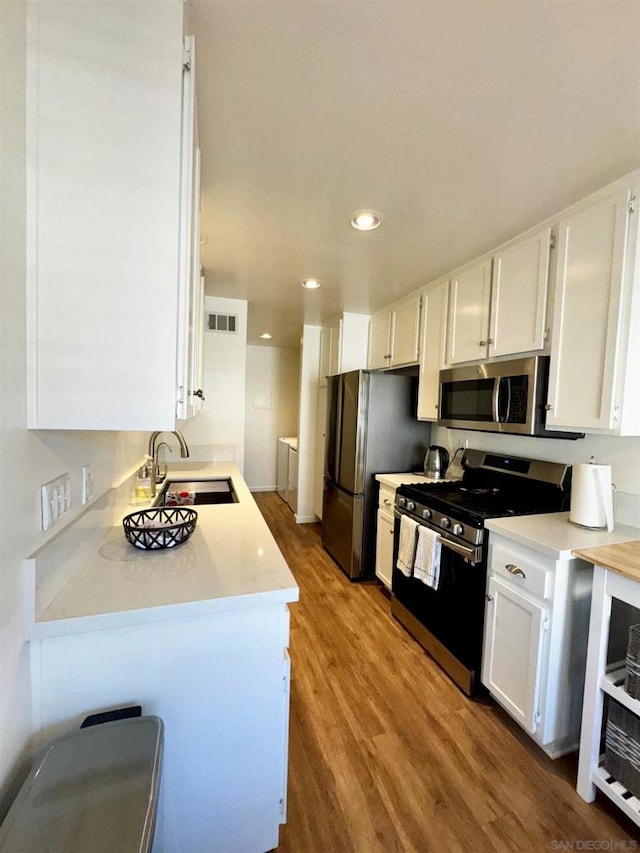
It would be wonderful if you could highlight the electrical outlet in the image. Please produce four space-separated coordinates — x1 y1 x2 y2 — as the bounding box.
41 474 71 531
82 465 93 505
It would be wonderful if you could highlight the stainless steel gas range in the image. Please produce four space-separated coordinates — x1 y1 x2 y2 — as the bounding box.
391 449 572 696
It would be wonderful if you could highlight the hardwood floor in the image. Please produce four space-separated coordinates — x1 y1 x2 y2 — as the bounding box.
254 492 639 852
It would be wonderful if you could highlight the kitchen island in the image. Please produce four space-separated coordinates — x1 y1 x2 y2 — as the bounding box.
25 463 298 853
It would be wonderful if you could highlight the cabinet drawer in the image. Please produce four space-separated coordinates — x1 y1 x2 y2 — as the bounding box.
490 544 552 600
378 484 396 512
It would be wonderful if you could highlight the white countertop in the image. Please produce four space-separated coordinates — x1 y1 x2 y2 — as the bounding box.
486 512 640 560
30 464 298 638
375 472 461 489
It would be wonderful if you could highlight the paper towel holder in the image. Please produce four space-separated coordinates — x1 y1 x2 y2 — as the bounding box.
568 457 616 532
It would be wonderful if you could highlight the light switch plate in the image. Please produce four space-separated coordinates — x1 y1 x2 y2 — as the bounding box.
41 473 71 531
81 465 93 505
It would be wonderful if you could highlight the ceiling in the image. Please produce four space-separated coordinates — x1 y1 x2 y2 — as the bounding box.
188 0 640 349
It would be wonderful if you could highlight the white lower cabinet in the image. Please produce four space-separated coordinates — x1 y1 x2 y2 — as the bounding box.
30 604 292 853
483 574 547 734
481 535 592 758
375 483 397 590
375 508 395 590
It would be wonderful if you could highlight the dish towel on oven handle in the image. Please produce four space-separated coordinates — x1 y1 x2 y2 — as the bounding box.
396 515 419 577
414 526 442 590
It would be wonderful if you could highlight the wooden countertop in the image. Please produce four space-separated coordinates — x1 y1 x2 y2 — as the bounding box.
573 540 640 583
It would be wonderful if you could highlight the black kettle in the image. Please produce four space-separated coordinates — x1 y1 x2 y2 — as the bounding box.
423 446 450 480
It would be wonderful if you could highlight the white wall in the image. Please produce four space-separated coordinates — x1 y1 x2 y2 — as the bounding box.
431 426 640 527
181 296 248 470
0 2 146 809
296 325 322 523
244 346 299 490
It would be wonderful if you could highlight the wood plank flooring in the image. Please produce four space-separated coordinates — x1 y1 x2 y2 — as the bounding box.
254 492 639 852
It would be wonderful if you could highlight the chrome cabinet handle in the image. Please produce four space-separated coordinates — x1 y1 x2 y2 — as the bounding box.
383 498 392 506
486 593 494 601
479 340 487 346
487 337 494 345
193 388 206 401
545 403 553 411
506 563 526 578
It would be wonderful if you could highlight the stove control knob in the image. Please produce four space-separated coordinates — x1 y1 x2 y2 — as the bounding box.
406 501 416 512
398 497 406 508
421 508 432 520
440 517 451 529
452 523 463 536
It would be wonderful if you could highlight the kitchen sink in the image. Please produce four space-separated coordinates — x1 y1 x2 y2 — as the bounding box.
154 478 237 507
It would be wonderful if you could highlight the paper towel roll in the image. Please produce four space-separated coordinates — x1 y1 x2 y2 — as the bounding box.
569 463 614 531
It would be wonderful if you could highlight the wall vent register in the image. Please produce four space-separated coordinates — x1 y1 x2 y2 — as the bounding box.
206 313 237 333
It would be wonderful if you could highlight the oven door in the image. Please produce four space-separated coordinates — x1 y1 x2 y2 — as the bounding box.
391 509 487 695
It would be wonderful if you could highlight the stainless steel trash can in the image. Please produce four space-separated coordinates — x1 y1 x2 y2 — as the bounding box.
0 715 163 853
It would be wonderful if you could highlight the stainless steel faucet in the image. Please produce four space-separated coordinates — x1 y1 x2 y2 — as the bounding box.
148 430 190 483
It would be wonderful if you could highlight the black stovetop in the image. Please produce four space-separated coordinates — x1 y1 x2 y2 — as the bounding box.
396 449 571 526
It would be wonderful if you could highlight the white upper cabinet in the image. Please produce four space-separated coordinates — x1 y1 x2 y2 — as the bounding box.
319 321 339 387
447 229 551 365
446 259 493 364
546 181 640 435
319 313 369 385
417 280 449 421
367 313 392 370
489 228 551 357
26 2 200 431
367 294 422 370
178 46 205 421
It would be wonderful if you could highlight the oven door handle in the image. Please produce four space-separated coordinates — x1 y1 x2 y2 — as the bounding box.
394 510 477 562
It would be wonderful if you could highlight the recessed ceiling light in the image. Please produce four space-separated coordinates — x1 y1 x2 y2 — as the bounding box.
351 210 382 231
260 333 272 340
301 279 321 289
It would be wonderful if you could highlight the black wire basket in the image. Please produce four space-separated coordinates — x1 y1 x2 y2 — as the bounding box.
122 507 198 550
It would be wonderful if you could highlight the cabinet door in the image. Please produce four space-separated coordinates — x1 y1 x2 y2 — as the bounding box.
319 326 332 387
390 295 422 367
482 575 547 734
489 228 550 357
185 152 204 419
417 282 448 420
375 508 395 590
368 312 391 369
546 188 632 432
328 319 342 376
447 259 493 364
176 38 198 421
26 3 186 430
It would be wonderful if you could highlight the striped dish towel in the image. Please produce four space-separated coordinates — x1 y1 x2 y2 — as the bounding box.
396 515 418 577
413 526 442 590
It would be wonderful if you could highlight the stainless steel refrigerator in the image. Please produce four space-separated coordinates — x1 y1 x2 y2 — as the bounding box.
322 370 431 580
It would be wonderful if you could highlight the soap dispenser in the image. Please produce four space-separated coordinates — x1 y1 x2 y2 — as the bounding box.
135 457 155 502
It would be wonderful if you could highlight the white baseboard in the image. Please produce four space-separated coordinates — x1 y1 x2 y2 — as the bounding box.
248 486 277 493
295 514 320 524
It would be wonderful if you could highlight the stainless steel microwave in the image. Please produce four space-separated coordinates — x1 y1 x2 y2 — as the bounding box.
438 356 583 438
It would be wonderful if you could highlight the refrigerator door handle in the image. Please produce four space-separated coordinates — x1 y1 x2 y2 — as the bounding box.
334 375 343 484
